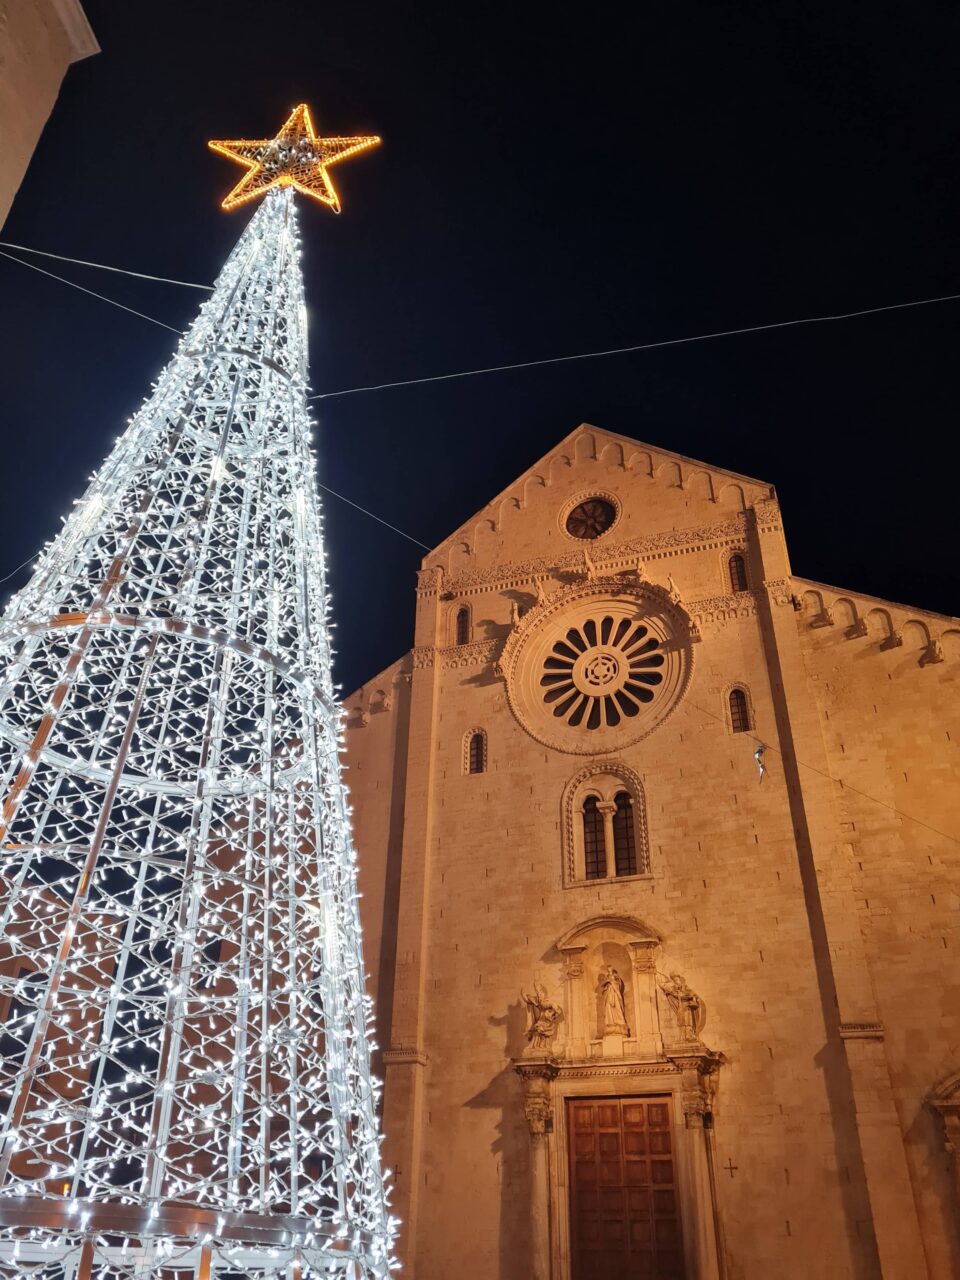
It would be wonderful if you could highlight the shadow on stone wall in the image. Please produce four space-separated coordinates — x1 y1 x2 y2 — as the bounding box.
464 997 534 1280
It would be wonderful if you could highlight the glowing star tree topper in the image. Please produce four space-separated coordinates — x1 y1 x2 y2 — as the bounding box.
0 111 393 1278
209 103 381 211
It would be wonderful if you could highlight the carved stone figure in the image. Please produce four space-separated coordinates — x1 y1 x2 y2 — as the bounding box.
534 576 549 606
598 965 629 1036
658 972 704 1041
666 574 682 605
521 982 563 1050
510 599 522 626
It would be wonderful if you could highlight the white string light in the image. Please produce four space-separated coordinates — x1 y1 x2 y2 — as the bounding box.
0 189 395 1278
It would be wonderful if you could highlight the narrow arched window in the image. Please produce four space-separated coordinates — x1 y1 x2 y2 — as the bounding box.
728 553 748 592
582 796 605 879
729 687 750 733
455 606 470 645
612 792 637 876
468 731 485 774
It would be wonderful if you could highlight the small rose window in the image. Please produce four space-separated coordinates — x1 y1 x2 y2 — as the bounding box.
565 498 616 540
539 615 665 729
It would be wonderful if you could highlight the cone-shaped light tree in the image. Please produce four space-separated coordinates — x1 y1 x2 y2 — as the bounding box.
0 108 393 1278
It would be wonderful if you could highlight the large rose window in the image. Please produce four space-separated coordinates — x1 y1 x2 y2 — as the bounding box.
499 586 690 754
541 616 664 729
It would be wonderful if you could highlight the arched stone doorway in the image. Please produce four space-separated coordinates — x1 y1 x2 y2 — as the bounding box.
514 915 725 1279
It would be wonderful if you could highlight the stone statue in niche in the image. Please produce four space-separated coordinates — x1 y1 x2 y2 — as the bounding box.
598 965 629 1036
658 972 705 1042
521 982 563 1051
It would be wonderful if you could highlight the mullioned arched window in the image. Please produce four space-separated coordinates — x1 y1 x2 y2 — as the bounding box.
563 764 650 886
612 791 637 876
582 797 605 879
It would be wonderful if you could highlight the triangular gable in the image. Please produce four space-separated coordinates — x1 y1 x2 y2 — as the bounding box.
425 422 775 567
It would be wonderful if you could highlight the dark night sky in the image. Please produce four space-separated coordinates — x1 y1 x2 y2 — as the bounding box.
2 1 959 695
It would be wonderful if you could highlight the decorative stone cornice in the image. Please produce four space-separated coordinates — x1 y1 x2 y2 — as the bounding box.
838 1021 885 1041
382 1047 429 1067
555 1059 682 1080
763 577 794 605
753 497 783 532
440 638 502 670
419 516 758 598
411 646 434 670
687 591 757 634
410 638 503 673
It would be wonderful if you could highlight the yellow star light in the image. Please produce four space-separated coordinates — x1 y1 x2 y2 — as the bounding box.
208 104 380 213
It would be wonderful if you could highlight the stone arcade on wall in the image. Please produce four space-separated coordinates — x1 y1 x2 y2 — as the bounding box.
345 424 960 1280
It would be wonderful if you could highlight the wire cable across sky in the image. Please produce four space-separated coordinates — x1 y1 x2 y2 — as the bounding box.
0 240 955 849
2 239 960 398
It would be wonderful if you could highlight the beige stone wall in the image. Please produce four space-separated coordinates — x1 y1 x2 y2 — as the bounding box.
0 0 97 227
797 585 960 1278
346 425 960 1279
346 654 411 1067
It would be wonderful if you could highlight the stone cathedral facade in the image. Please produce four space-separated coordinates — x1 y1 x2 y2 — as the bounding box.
345 424 960 1280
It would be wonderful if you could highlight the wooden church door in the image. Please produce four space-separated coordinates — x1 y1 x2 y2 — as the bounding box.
567 1096 685 1279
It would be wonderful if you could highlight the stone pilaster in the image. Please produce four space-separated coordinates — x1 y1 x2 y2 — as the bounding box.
515 1057 560 1280
750 506 929 1278
627 938 661 1059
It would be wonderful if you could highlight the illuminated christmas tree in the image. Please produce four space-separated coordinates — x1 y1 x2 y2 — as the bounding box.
0 107 393 1278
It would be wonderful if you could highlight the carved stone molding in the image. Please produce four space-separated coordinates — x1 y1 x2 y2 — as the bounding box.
556 1059 681 1080
688 591 758 634
411 646 435 670
439 638 502 670
515 1056 560 1140
422 516 754 598
762 577 793 606
628 939 659 973
382 1047 428 1067
417 565 444 592
839 1021 885 1041
665 1048 725 1128
922 638 945 666
561 948 587 980
753 498 783 531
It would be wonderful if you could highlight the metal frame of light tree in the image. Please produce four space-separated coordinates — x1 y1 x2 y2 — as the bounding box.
0 186 393 1277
